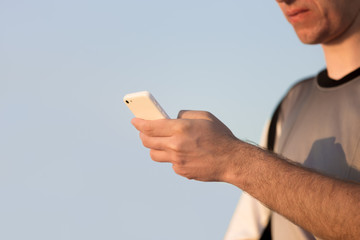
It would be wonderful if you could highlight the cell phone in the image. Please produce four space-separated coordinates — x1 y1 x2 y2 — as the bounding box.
123 91 170 120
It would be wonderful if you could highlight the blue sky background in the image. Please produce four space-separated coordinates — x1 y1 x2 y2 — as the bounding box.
1 1 325 239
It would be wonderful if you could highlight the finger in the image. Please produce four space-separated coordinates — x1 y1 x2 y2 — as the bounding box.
177 110 214 121
140 133 171 150
131 118 174 137
149 149 172 163
178 111 225 128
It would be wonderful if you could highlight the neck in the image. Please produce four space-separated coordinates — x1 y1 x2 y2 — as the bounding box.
321 15 360 80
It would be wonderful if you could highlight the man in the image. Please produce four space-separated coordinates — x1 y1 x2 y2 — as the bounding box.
131 0 360 239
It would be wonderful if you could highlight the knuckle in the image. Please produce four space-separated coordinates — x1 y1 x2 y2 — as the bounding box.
174 120 188 133
172 161 195 180
142 121 154 135
149 149 156 157
201 111 214 120
149 149 159 161
172 164 187 177
181 120 192 130
168 138 179 151
169 138 187 153
140 133 150 148
177 110 190 119
178 110 215 121
172 154 185 165
202 110 211 117
177 121 194 137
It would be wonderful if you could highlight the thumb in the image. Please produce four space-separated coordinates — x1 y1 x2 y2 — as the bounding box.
177 110 216 121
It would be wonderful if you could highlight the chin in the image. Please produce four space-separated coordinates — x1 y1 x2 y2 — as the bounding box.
297 35 323 45
297 30 345 45
294 25 332 45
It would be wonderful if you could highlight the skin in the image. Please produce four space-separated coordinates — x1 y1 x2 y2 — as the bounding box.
276 0 360 79
132 0 360 239
132 114 360 240
276 0 360 44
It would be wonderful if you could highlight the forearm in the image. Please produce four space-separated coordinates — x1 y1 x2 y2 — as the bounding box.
225 140 360 240
132 114 360 239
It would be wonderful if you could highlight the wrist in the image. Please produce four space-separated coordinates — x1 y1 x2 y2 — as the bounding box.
222 139 269 193
221 139 251 185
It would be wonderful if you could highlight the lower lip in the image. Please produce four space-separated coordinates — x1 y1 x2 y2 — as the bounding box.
288 10 310 24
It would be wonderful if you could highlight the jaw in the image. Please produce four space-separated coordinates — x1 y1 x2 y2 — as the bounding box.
293 5 360 45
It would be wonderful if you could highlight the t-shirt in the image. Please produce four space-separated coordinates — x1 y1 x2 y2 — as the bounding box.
224 68 360 240
271 68 360 240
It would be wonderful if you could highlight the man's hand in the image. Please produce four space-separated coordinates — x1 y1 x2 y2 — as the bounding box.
131 110 240 182
131 110 360 240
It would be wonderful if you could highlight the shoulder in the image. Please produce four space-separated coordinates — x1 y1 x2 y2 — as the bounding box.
278 74 318 110
285 75 316 99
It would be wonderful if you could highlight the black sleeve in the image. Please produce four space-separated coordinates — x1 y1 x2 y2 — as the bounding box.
267 102 281 152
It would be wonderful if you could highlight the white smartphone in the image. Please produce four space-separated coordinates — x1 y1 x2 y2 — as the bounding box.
123 91 170 120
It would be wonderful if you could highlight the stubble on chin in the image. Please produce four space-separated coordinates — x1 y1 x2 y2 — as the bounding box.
292 20 331 45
